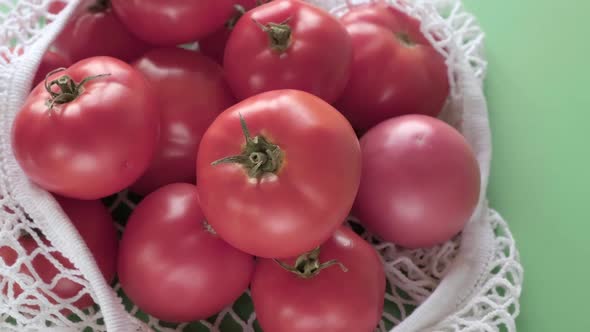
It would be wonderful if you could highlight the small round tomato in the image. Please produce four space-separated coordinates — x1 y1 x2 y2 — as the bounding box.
0 197 118 311
48 1 66 15
12 56 159 200
251 226 385 332
199 0 260 64
224 0 352 103
111 0 236 46
197 90 361 258
53 0 149 63
130 48 235 196
118 183 254 322
336 3 449 133
354 115 481 248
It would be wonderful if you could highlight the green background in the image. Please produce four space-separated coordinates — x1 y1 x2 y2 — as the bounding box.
464 1 590 331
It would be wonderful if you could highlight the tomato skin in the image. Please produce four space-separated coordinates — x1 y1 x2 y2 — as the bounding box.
224 0 352 103
336 3 449 133
53 1 150 63
48 1 66 15
12 56 159 200
0 197 118 311
354 115 480 248
111 0 236 46
129 48 235 196
197 90 361 258
199 0 259 64
118 183 255 322
251 226 385 332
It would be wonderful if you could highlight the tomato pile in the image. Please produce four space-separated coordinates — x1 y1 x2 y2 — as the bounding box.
5 0 481 330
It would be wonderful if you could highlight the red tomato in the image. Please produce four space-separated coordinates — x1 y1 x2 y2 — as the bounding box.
0 197 118 311
224 0 352 103
53 0 150 63
354 115 481 248
111 0 236 46
12 56 159 200
197 90 361 258
48 1 66 15
32 51 71 87
199 0 260 64
129 48 235 196
251 226 385 332
118 183 254 322
336 3 449 133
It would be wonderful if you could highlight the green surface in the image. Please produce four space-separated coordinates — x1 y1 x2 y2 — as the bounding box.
464 1 590 331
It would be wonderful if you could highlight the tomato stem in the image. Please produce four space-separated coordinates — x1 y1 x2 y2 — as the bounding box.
395 32 416 47
273 247 348 279
252 17 292 52
211 114 283 178
44 68 110 110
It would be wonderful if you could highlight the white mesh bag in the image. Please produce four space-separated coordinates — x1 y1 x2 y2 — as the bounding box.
0 0 524 331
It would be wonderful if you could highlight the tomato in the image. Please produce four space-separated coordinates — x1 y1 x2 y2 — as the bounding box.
224 0 352 103
118 183 254 322
199 0 261 64
251 226 385 332
111 0 236 46
354 115 481 248
197 90 361 258
48 1 66 15
336 3 449 133
129 48 235 196
12 56 159 200
32 51 71 87
0 197 118 311
53 0 150 63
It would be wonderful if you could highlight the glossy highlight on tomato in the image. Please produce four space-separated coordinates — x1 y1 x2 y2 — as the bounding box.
197 90 361 258
251 226 386 332
112 0 236 46
118 183 255 322
354 115 481 248
130 48 235 195
337 2 449 133
224 0 352 103
12 56 160 199
53 0 149 63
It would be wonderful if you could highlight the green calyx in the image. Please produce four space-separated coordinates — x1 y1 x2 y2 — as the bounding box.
395 32 416 47
44 68 110 110
253 17 292 52
211 114 283 179
274 247 348 279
